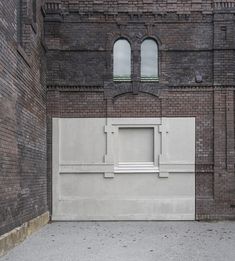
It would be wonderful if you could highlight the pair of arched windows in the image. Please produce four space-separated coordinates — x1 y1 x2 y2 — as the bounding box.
113 39 159 81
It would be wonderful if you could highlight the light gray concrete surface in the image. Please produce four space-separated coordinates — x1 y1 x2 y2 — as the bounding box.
1 221 235 261
53 118 195 221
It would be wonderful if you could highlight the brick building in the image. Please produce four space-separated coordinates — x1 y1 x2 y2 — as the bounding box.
0 0 47 239
1 0 235 250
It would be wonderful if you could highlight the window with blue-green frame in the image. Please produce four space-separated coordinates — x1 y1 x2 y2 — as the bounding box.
141 39 159 81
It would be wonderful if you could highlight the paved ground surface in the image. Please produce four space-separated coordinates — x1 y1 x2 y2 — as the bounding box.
1 221 235 261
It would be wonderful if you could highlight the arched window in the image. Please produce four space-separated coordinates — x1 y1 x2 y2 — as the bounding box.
141 39 159 81
113 39 131 81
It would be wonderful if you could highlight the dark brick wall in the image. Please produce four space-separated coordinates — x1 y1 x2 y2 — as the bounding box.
47 0 214 13
45 21 214 86
0 0 47 235
44 0 235 220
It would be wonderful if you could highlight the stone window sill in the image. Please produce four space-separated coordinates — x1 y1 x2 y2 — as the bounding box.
114 162 158 173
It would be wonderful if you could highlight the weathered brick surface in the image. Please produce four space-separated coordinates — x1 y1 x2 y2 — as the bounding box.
46 0 215 13
1 0 235 235
45 0 235 220
45 21 214 86
0 0 47 235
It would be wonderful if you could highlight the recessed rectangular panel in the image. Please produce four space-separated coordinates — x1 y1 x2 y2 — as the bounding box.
59 118 106 164
166 118 195 163
118 127 154 163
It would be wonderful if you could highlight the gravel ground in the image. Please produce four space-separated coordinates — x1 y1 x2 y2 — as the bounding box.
1 221 235 261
